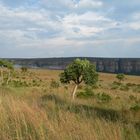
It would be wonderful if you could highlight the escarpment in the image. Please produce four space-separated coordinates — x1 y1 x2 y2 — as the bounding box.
7 57 140 75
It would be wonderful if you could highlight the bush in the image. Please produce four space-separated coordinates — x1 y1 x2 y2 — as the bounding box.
10 80 29 87
91 84 98 89
126 83 136 87
50 80 60 89
120 85 129 91
130 104 140 111
96 92 111 103
64 85 68 90
111 84 119 90
113 81 122 86
129 95 137 101
116 73 125 82
32 80 40 87
111 81 121 90
77 87 94 98
133 85 140 93
21 66 28 73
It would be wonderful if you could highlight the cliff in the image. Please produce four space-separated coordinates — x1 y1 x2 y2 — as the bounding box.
8 57 140 75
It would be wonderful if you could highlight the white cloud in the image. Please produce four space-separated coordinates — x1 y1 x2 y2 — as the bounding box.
129 22 140 30
0 3 61 40
0 4 49 27
76 0 103 8
0 3 119 44
127 12 140 30
61 12 119 38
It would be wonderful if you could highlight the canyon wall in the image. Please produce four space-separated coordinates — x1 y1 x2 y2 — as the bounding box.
9 57 140 75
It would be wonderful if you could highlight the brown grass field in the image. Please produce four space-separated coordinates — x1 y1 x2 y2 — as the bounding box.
0 69 140 140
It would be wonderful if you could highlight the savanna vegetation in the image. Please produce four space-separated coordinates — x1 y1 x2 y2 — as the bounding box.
0 59 140 140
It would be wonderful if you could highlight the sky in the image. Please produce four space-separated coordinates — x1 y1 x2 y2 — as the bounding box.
0 0 140 58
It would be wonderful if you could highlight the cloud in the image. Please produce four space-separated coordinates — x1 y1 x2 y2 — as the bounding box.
129 22 140 30
0 3 62 40
0 0 139 58
76 0 103 9
41 0 76 11
60 11 119 39
127 12 140 30
0 0 39 7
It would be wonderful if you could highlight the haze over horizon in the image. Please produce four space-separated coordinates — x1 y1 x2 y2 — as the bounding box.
0 0 140 58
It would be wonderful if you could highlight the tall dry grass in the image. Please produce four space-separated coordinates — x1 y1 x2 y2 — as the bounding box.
0 94 139 140
0 69 139 140
0 95 56 140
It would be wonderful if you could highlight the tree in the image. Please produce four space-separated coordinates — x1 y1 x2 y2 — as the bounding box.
0 60 4 84
60 59 98 99
0 60 14 85
116 73 125 83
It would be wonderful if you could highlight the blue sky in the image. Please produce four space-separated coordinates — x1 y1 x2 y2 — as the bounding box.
0 0 140 58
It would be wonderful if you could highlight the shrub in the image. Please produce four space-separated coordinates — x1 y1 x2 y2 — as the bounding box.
21 66 28 73
111 81 121 90
10 80 29 87
113 81 122 86
32 80 40 87
133 85 140 93
50 80 60 89
116 73 125 82
77 87 94 98
111 84 119 90
129 95 137 101
96 92 111 103
120 85 129 91
64 85 68 90
91 84 98 89
130 104 140 111
126 83 136 87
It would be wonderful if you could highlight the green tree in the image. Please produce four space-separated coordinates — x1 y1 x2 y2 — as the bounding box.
0 60 14 85
60 59 98 99
116 73 125 83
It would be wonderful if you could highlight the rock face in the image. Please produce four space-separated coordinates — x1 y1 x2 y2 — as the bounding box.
9 57 140 75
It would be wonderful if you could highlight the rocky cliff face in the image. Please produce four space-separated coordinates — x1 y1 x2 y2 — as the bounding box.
9 57 140 75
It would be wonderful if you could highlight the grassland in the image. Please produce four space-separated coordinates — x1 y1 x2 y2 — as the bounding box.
0 69 140 140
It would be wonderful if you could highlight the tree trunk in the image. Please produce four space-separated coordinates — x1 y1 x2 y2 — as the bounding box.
6 70 11 85
0 68 3 84
72 84 78 100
